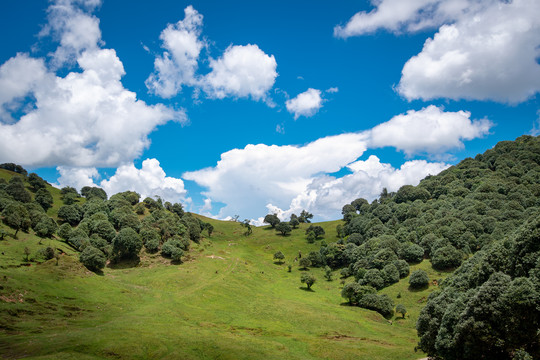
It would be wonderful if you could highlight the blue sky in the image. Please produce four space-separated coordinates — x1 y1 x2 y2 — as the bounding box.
0 0 539 223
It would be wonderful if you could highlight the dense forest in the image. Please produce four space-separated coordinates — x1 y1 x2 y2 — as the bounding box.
295 135 540 359
0 163 213 272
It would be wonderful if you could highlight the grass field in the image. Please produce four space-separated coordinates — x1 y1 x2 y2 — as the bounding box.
0 215 448 359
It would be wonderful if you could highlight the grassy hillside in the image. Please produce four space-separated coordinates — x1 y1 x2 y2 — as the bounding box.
0 210 443 359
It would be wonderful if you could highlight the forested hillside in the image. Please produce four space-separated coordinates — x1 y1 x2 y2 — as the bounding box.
310 135 540 359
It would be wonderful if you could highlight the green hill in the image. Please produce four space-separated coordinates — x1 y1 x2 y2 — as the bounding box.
1 135 539 359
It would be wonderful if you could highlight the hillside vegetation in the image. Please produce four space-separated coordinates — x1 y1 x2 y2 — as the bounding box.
1 135 539 360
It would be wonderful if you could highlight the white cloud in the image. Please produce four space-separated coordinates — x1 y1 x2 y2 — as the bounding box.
326 87 339 94
203 44 277 101
184 105 489 221
0 54 49 122
56 159 188 203
100 159 187 203
368 105 492 156
285 88 323 119
41 0 103 66
334 0 490 38
56 166 99 191
397 0 540 103
277 155 449 220
0 1 184 168
145 6 205 98
183 133 370 219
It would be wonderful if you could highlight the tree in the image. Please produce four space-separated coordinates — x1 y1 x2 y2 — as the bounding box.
27 173 47 191
162 239 184 263
81 186 107 200
341 282 362 304
305 225 325 239
300 272 316 289
34 216 58 238
273 251 285 264
241 219 252 236
5 177 31 203
34 188 53 211
299 257 311 270
289 214 300 229
80 246 107 272
2 203 31 236
324 266 333 281
112 227 142 260
263 214 280 228
275 221 292 236
431 245 462 270
58 204 82 226
400 243 424 263
362 269 385 290
409 269 429 289
395 304 407 318
299 210 313 223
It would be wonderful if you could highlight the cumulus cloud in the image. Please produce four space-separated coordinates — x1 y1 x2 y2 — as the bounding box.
276 156 449 220
203 44 278 101
56 159 188 203
56 166 100 191
146 7 278 102
285 88 323 119
145 6 205 98
335 0 540 103
0 0 184 168
397 0 540 103
183 133 370 218
369 105 492 156
100 159 187 203
41 0 103 66
185 105 490 221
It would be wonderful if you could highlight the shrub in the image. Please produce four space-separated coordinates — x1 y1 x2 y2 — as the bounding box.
80 246 106 271
409 269 429 289
431 245 462 270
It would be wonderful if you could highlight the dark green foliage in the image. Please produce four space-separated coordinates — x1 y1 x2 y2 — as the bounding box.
324 266 333 281
161 238 185 262
273 251 285 263
300 272 316 289
0 163 27 176
289 215 300 229
35 188 53 211
275 221 291 236
263 214 280 228
80 246 107 271
81 186 107 201
61 186 79 197
382 264 400 285
241 219 252 236
393 259 410 278
400 243 424 263
34 216 58 238
409 269 429 289
305 225 325 239
306 251 324 267
431 245 462 270
58 204 82 226
299 257 311 270
298 210 313 223
357 293 394 318
362 269 385 290
2 202 31 235
27 173 47 191
143 197 163 211
112 227 142 260
395 304 407 318
5 177 31 203
90 220 116 242
166 202 185 218
182 213 202 242
395 185 430 203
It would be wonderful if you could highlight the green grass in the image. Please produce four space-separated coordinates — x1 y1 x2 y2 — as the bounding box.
0 217 447 360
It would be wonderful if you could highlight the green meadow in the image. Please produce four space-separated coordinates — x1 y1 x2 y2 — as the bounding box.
1 216 446 360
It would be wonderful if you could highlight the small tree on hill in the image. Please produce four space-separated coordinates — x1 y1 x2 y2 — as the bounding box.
409 269 429 289
299 257 311 270
324 266 333 281
396 304 407 318
301 272 316 290
275 222 291 236
289 214 300 229
80 246 107 272
112 227 142 260
273 251 285 264
241 219 252 236
264 214 280 228
298 210 313 223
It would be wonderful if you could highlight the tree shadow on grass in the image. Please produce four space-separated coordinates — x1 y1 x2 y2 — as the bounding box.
107 257 140 269
299 287 315 292
408 285 429 292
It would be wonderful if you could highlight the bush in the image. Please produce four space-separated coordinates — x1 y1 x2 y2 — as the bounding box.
362 269 385 290
80 246 106 271
358 293 394 318
300 272 316 289
400 243 424 263
409 269 429 289
112 227 142 260
431 245 462 270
